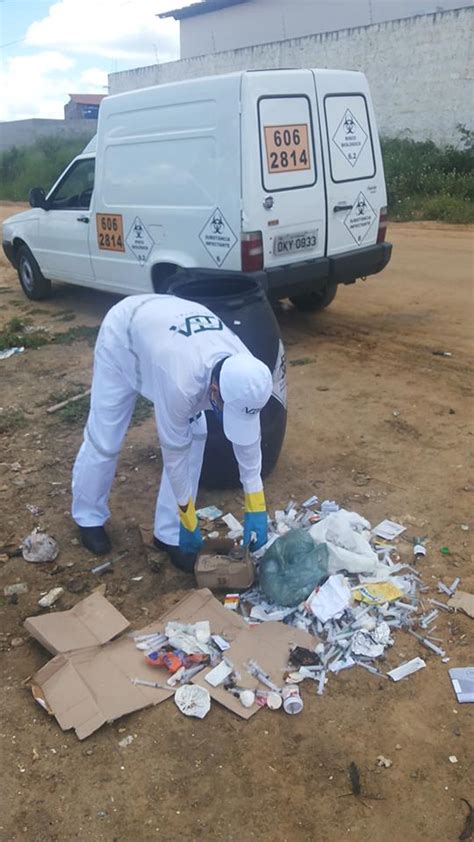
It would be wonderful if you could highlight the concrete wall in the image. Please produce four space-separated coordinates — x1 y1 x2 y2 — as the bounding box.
0 119 97 153
109 7 474 145
179 0 474 60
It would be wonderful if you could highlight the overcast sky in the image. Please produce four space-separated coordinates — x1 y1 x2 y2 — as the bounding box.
0 0 194 121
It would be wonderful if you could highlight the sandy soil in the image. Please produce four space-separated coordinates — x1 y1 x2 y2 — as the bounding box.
0 207 473 842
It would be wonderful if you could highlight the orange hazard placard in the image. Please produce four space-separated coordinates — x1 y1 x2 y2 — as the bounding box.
96 214 125 252
264 124 311 174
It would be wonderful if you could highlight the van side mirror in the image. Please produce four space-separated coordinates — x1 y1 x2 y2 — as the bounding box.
28 187 48 209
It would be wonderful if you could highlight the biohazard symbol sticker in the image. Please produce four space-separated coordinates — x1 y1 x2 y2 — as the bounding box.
332 108 368 168
199 207 237 267
344 192 377 246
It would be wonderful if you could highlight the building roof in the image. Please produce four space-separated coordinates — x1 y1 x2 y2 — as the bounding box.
67 94 106 105
159 0 247 21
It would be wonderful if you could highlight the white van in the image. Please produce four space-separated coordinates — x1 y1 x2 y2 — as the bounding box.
2 68 391 311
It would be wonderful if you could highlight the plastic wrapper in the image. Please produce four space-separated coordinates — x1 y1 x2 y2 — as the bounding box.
259 529 328 607
309 509 377 574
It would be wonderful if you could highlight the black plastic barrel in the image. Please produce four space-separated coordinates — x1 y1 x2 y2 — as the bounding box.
168 270 287 490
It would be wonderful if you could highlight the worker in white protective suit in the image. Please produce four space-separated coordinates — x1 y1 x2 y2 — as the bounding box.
71 294 273 572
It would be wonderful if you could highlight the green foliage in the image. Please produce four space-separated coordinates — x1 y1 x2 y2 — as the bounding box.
381 129 474 223
52 324 99 345
0 407 27 434
0 317 49 350
54 390 153 427
0 135 91 201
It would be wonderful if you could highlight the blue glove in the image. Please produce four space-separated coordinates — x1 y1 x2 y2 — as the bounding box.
179 523 203 555
178 498 203 555
243 490 268 550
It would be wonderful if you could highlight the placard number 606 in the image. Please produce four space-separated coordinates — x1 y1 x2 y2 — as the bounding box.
273 128 302 147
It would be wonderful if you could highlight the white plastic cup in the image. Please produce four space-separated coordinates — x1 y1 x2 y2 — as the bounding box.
266 692 282 710
282 685 304 715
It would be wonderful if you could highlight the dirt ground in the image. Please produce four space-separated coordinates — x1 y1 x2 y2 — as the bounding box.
0 206 473 842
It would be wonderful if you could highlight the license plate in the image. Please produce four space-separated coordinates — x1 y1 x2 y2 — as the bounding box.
273 230 318 256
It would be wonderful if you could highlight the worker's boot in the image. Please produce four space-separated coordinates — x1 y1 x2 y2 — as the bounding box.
153 536 196 574
79 526 111 556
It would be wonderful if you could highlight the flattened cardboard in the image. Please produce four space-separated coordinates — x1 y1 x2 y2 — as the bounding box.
24 590 129 655
26 588 246 739
192 622 317 719
448 590 474 619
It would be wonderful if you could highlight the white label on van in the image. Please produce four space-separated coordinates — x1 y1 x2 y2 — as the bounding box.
344 192 377 246
332 109 368 168
199 208 237 267
126 217 154 264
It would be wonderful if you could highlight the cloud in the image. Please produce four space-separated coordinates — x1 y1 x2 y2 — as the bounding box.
25 0 180 63
79 67 109 88
0 51 81 120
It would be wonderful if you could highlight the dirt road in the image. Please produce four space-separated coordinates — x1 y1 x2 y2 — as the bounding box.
1 208 473 842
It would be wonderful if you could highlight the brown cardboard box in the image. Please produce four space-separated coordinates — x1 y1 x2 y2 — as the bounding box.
25 587 318 736
195 538 255 591
25 588 246 739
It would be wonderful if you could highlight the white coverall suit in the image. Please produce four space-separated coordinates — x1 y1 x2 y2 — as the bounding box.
72 295 264 545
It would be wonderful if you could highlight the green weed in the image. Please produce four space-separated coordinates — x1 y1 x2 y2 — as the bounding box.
54 391 153 427
0 135 92 202
0 408 27 434
0 317 49 350
52 325 99 345
381 131 474 223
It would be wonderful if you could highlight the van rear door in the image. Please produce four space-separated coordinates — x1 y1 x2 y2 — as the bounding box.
241 70 327 275
313 69 387 257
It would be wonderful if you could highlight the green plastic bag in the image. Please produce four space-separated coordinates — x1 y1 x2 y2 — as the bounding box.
259 529 329 607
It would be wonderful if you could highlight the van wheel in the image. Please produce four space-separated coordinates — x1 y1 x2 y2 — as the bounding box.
290 282 337 313
17 245 52 300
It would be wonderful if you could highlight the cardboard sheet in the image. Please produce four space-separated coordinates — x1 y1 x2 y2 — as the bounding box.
26 588 247 739
24 590 130 655
448 590 474 619
192 622 316 719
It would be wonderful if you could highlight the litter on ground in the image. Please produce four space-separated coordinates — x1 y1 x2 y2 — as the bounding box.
21 494 473 739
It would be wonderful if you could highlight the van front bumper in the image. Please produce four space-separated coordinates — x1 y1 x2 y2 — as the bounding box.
254 241 392 298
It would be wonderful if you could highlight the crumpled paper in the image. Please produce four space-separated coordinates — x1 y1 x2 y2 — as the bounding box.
174 684 211 719
305 574 352 622
351 621 393 658
22 531 59 563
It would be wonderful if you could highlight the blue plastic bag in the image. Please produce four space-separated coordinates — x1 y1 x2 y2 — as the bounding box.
259 529 329 607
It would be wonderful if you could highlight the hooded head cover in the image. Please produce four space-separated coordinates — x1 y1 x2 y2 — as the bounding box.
219 353 273 446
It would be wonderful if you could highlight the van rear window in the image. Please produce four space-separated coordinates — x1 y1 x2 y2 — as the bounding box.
258 95 316 192
324 94 376 183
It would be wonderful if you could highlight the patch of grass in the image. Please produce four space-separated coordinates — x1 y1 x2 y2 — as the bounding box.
389 195 474 224
381 130 474 223
289 357 315 367
0 317 49 351
0 407 27 435
53 390 153 427
0 135 93 201
52 325 99 346
57 395 91 424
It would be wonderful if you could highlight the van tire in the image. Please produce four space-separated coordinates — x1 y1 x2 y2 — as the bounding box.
290 282 337 312
17 245 52 300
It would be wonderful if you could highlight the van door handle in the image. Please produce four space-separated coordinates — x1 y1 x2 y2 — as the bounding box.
333 203 353 212
77 216 90 223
